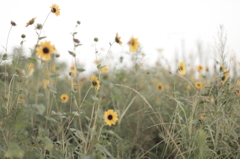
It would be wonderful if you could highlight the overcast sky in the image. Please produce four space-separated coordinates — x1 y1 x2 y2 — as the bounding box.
1 0 240 71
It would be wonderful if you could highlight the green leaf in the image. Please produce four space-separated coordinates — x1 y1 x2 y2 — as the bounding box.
15 121 28 132
96 144 113 157
97 64 106 70
68 51 76 57
12 60 18 67
69 128 86 143
32 104 46 115
5 142 24 158
38 36 47 40
77 68 85 72
38 137 54 152
27 58 37 64
0 82 5 87
45 116 58 123
50 74 60 78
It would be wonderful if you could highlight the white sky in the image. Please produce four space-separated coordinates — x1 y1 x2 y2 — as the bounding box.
1 0 240 72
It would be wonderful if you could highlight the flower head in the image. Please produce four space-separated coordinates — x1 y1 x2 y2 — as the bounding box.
200 113 206 120
11 21 16 26
129 37 139 52
195 82 203 89
42 80 50 88
101 67 108 73
28 63 34 69
157 83 163 91
36 41 56 61
90 75 100 90
178 62 186 74
221 71 229 85
60 94 69 103
50 4 60 16
26 17 36 27
197 65 203 72
18 95 24 102
115 33 122 45
104 109 118 126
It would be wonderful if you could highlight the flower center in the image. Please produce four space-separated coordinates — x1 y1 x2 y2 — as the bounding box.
179 66 183 70
43 47 49 54
130 40 135 46
52 8 57 13
108 115 113 120
92 81 97 86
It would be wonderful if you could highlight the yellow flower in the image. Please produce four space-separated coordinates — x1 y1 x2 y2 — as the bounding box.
186 85 191 90
237 80 240 86
197 65 203 72
200 113 206 120
45 70 50 77
221 71 229 85
28 63 34 68
157 83 163 91
42 80 50 88
101 67 108 73
115 33 122 45
26 17 36 27
178 62 186 75
104 109 118 126
70 64 76 72
18 95 24 102
51 65 56 71
60 94 69 103
36 41 56 61
129 37 139 52
90 75 100 90
50 4 60 16
195 82 203 89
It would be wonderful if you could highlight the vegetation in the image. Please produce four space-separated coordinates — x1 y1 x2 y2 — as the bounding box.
1 4 240 159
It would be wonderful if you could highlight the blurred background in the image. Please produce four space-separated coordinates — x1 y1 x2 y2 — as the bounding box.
0 0 240 72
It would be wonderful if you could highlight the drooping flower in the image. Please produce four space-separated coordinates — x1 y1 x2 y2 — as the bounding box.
195 82 203 89
36 41 56 61
18 95 24 102
26 17 36 27
104 109 118 126
50 4 60 16
90 75 100 90
178 62 186 75
129 37 139 52
115 33 122 45
60 94 69 103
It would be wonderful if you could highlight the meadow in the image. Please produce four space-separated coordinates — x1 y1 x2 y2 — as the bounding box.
1 4 240 159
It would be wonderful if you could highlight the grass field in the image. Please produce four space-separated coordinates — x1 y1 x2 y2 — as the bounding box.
1 4 240 159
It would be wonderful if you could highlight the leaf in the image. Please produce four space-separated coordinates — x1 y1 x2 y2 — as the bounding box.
50 74 60 78
38 36 47 40
96 144 113 157
12 60 18 67
97 64 106 70
73 32 78 35
27 58 37 64
5 142 24 158
45 116 58 123
77 68 85 72
69 128 86 143
0 82 5 87
32 104 46 115
15 121 28 132
38 137 54 152
68 51 76 57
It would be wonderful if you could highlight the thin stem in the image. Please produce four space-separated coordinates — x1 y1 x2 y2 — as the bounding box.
5 25 13 54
